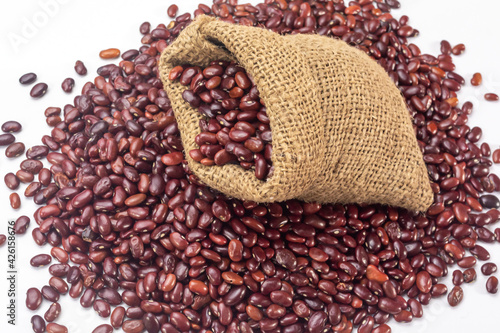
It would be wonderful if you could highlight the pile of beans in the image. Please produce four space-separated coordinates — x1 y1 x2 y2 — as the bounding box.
5 1 500 333
169 62 273 179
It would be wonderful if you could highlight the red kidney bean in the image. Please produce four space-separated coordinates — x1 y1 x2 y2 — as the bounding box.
75 60 87 75
46 323 68 333
448 286 464 307
5 142 25 158
2 121 22 133
100 48 120 59
487 276 499 294
44 302 61 322
481 263 497 276
0 133 15 146
471 72 482 86
452 270 464 286
485 93 499 101
98 288 122 305
167 4 178 17
110 306 126 328
26 287 42 310
41 285 59 302
463 268 477 283
14 215 30 234
31 315 46 333
30 254 52 267
9 192 21 209
10 3 500 333
92 324 113 333
61 78 75 93
4 172 19 189
30 83 48 98
452 43 465 55
93 299 111 318
49 277 68 294
19 72 37 84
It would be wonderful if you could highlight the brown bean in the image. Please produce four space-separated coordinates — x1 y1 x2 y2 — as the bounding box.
99 48 121 59
471 72 482 86
485 93 499 101
9 192 21 209
46 323 68 333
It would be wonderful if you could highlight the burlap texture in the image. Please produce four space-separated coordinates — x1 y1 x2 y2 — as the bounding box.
159 15 433 212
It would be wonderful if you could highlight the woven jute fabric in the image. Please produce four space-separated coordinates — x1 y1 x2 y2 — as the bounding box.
159 15 433 212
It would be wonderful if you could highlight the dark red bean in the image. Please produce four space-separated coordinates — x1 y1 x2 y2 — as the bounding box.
30 83 48 98
30 254 52 267
26 288 42 310
92 324 113 333
61 78 75 93
2 121 22 133
452 270 464 286
41 285 59 302
19 72 37 85
448 286 464 307
44 302 61 322
487 276 499 294
308 311 328 333
4 172 19 189
75 60 87 75
14 215 30 234
6 142 25 158
167 4 178 17
31 315 46 333
481 263 497 276
0 133 15 146
49 277 68 294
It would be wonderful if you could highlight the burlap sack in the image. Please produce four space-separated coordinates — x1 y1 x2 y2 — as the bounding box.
159 15 433 212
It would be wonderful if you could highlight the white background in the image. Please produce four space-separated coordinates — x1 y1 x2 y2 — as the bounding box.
0 0 499 332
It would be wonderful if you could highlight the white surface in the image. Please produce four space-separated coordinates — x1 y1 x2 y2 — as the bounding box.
0 0 499 332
